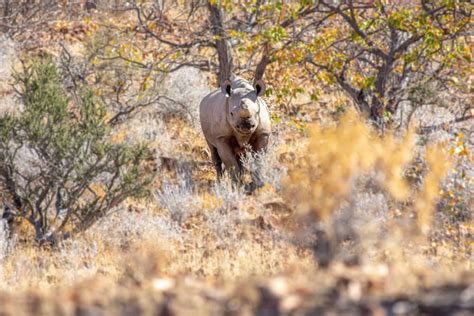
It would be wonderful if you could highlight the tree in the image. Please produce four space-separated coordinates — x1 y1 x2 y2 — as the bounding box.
49 0 471 130
126 1 323 89
0 58 153 244
303 0 472 129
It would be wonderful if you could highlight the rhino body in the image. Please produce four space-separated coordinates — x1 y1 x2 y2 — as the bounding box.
199 77 271 186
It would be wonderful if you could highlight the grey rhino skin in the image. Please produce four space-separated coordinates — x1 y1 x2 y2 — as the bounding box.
199 76 271 187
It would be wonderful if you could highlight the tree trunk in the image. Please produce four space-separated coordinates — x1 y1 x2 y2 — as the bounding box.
208 1 233 86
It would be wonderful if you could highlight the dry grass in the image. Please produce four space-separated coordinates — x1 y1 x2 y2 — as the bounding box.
0 111 314 291
1 110 472 294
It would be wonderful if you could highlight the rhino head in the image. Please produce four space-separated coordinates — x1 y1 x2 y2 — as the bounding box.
221 79 266 135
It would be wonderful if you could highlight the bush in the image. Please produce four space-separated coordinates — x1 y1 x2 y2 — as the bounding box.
240 141 287 191
284 110 452 266
0 58 153 244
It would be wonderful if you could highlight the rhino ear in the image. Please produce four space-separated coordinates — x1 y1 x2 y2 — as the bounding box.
254 79 266 96
221 79 232 97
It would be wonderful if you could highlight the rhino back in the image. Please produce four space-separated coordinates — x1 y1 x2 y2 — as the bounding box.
199 89 233 146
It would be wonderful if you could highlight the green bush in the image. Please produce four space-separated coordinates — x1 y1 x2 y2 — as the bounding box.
0 58 153 244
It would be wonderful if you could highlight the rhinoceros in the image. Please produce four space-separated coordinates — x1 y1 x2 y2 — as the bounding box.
199 76 271 188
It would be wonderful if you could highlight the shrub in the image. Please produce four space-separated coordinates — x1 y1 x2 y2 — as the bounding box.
284 110 451 265
155 175 198 226
240 141 287 191
0 58 153 244
438 133 472 222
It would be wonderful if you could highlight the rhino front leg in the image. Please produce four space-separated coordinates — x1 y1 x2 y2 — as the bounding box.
215 139 242 183
248 134 270 190
208 142 224 179
251 133 269 152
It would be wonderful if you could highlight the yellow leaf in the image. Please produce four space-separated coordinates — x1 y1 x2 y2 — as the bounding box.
147 21 156 30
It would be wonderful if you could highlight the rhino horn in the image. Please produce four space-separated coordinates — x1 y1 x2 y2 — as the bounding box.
239 108 251 118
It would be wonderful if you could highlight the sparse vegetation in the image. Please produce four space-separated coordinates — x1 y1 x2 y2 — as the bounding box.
0 1 472 315
0 58 152 244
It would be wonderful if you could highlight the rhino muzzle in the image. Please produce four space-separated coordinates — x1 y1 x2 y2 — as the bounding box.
236 118 256 133
239 108 251 118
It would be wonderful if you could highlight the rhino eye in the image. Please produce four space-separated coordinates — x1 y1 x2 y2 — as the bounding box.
231 112 234 116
